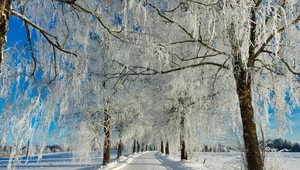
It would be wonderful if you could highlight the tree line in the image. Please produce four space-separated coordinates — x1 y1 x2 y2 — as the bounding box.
0 144 70 157
267 138 300 152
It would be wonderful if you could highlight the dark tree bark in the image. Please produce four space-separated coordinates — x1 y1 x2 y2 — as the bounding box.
117 138 122 158
228 1 264 166
0 0 12 72
233 59 263 170
133 140 136 153
160 141 164 153
141 143 144 152
238 2 263 169
146 145 148 151
26 140 30 158
180 114 187 160
102 110 111 166
137 141 140 153
165 140 169 155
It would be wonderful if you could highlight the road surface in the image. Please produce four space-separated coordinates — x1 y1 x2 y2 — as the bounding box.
120 151 196 170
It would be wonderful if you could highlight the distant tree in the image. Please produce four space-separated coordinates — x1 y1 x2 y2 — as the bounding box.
267 138 300 152
292 143 300 152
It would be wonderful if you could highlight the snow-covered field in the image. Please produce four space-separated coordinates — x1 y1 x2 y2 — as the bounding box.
0 151 300 170
0 150 128 170
194 152 300 170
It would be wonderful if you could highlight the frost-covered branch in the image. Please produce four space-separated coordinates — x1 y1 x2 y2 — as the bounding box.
146 1 229 56
258 50 300 76
248 0 263 67
250 14 300 63
22 6 38 82
10 10 78 58
109 60 229 78
62 1 125 42
278 56 300 76
255 58 284 76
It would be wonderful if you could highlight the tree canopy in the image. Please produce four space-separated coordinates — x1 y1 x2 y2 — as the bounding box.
0 0 300 169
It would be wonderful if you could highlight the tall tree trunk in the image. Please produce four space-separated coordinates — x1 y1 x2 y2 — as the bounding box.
160 141 164 153
141 143 144 152
146 145 148 151
137 141 140 153
259 122 266 165
133 140 136 153
102 110 110 166
180 114 187 160
165 140 169 155
0 0 11 72
26 140 29 158
117 138 122 158
234 61 263 170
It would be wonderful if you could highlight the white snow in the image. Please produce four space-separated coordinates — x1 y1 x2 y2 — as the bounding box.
0 151 300 170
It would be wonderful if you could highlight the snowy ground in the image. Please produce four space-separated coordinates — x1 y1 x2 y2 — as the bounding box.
0 151 299 170
186 152 300 170
0 151 129 170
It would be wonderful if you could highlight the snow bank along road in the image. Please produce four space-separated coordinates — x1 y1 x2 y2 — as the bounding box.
119 151 199 170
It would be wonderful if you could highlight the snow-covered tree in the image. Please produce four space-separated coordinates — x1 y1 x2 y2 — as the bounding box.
97 1 300 169
1 1 300 170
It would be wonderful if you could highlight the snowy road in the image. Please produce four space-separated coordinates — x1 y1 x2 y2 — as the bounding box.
120 152 198 170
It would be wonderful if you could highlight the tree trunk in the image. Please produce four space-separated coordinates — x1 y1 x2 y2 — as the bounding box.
141 143 144 152
146 145 148 151
165 140 169 155
180 114 187 160
0 0 11 72
234 63 263 170
160 141 164 153
26 140 30 158
133 140 136 153
137 141 140 153
102 110 111 166
117 138 122 158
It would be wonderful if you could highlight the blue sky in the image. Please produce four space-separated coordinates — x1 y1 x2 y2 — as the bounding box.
4 17 57 144
280 108 300 143
4 15 300 145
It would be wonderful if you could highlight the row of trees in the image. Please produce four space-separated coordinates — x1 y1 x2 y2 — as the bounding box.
267 138 300 152
0 144 70 157
0 1 299 170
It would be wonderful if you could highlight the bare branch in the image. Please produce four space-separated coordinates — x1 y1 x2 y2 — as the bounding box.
187 0 219 6
55 0 76 4
164 3 185 13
